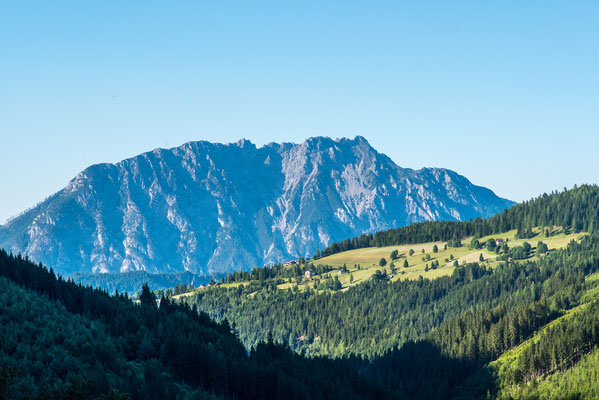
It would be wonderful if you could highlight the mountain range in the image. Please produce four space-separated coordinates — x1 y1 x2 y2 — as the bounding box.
0 136 514 276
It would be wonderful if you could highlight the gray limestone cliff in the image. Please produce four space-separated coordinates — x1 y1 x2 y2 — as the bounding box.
0 136 514 275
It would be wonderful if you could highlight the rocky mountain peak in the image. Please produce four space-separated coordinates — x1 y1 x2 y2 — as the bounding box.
0 137 514 276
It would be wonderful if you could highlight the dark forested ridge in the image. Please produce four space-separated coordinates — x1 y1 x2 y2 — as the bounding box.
314 184 599 259
0 250 392 400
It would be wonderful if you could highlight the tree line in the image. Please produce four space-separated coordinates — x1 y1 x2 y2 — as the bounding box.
315 184 599 259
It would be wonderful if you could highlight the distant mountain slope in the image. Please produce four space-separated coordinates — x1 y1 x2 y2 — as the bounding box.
0 136 513 275
67 270 210 295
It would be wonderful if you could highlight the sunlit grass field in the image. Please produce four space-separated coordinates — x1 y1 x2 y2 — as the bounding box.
300 227 585 289
182 227 585 296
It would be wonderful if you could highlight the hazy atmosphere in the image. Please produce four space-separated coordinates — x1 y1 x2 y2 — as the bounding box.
2 1 598 223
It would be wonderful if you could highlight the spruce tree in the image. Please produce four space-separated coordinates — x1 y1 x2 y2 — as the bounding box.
139 283 156 306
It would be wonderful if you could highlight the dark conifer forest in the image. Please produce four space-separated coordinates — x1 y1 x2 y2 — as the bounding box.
0 251 391 399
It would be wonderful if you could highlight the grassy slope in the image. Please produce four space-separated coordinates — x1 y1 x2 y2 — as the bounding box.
316 227 584 283
173 227 584 299
290 228 584 290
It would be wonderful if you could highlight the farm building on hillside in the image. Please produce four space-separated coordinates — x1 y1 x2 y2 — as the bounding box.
283 260 298 266
304 270 313 279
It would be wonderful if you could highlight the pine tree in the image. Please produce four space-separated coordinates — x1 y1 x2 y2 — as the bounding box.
139 283 156 307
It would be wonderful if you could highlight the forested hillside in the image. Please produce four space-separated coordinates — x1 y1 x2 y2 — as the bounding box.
185 236 595 358
361 236 599 399
243 244 598 399
0 250 391 400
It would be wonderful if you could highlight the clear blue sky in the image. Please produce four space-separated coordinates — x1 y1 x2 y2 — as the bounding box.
1 1 598 223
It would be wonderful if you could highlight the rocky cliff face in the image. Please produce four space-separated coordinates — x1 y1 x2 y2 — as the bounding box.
0 136 514 275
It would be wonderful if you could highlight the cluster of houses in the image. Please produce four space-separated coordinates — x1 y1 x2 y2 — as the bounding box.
197 283 218 289
302 268 347 280
282 259 347 281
